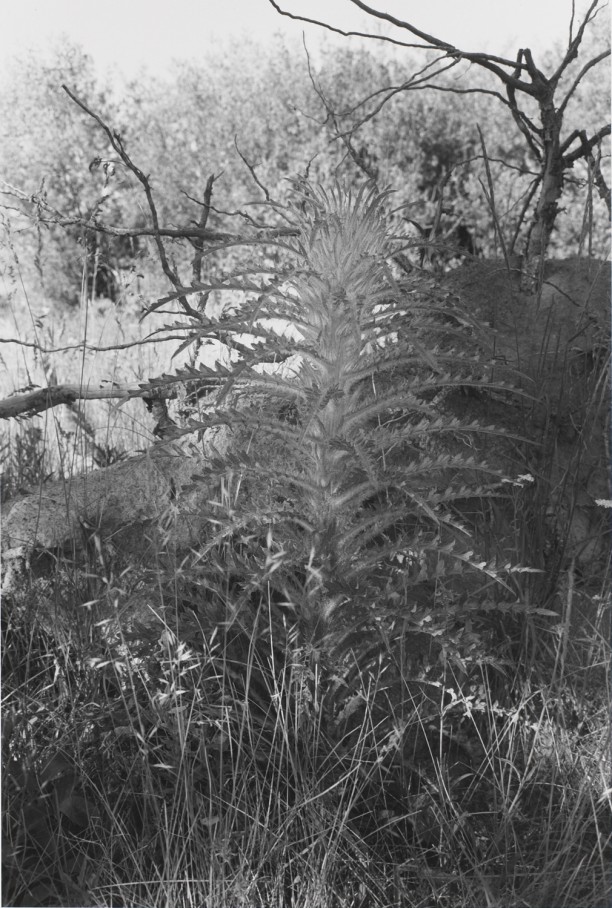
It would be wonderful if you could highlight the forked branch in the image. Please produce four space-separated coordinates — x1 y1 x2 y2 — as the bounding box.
269 0 610 261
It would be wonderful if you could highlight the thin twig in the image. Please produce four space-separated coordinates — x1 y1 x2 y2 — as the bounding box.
234 139 272 202
303 41 379 182
0 334 190 354
552 0 604 84
266 0 448 52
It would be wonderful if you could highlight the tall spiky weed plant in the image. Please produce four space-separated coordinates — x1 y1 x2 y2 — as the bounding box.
3 181 610 907
156 181 516 649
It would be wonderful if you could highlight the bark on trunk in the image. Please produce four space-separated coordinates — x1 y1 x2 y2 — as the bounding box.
527 100 565 261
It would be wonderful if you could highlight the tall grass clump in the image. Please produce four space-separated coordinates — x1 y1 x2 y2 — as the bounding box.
3 181 610 907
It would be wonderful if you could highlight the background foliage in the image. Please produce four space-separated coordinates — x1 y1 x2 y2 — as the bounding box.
1 24 609 307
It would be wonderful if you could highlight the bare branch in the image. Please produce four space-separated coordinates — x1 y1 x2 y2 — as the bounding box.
330 77 510 150
569 0 577 45
0 183 296 244
558 48 611 117
505 51 544 161
297 42 373 182
62 85 191 309
346 0 528 71
269 0 604 266
187 195 292 229
589 154 612 217
0 331 204 354
331 53 461 119
446 154 539 178
266 0 446 52
189 173 217 287
330 58 462 139
552 0 604 84
0 382 150 420
561 124 612 161
395 81 509 105
345 0 545 92
234 139 272 202
562 128 612 214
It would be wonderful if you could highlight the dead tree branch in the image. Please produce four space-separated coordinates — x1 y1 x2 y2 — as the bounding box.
62 85 195 316
59 88 298 321
561 124 612 163
0 383 149 420
269 0 610 263
234 140 273 202
563 128 612 215
0 181 294 244
0 335 188 355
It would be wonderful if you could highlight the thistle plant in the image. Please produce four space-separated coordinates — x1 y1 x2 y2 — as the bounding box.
142 181 510 654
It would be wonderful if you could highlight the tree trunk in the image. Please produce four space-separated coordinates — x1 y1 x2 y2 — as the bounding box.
526 99 565 266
